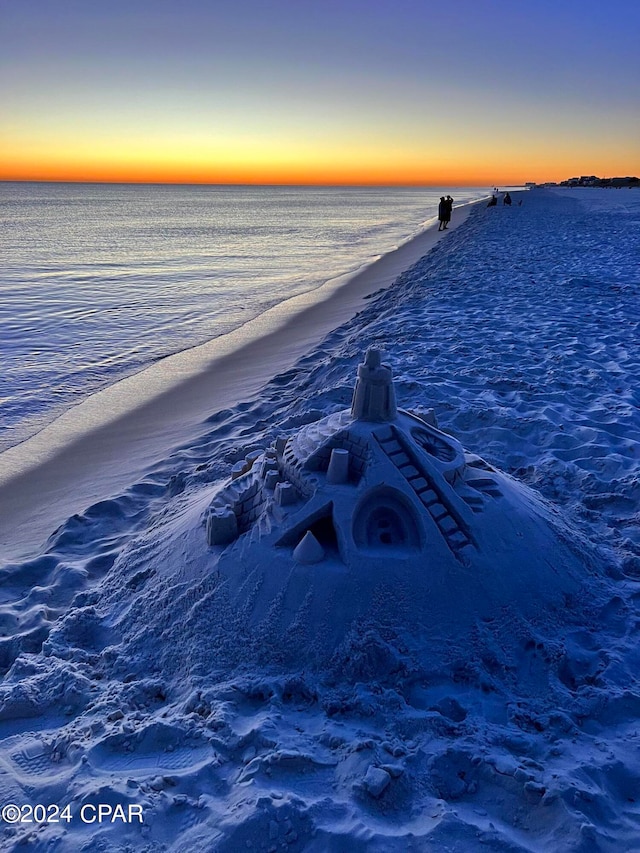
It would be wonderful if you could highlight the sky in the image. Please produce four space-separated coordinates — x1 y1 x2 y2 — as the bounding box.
1 0 638 185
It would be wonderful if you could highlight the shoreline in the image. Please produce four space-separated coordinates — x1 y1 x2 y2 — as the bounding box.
0 201 477 561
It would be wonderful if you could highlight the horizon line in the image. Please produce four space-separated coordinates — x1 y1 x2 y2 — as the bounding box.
1 178 521 188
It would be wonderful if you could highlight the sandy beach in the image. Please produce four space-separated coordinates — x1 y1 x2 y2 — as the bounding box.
1 187 639 852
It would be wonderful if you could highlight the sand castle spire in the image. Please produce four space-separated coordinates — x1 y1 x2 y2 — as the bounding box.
351 348 397 422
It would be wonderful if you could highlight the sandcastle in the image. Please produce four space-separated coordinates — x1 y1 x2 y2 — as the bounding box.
204 350 591 658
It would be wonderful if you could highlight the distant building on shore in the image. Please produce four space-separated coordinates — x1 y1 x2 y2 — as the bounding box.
529 175 638 189
560 175 639 188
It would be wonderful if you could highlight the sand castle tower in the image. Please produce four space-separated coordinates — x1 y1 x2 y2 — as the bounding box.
350 348 397 422
204 350 593 663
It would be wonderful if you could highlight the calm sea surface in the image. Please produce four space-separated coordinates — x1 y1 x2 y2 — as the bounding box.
0 182 490 451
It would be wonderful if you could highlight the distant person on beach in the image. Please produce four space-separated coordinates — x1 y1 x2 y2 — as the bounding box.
445 195 454 226
503 192 512 206
438 197 447 231
438 195 453 230
487 195 497 207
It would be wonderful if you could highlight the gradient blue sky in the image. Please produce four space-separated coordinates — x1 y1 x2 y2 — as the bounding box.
1 0 638 183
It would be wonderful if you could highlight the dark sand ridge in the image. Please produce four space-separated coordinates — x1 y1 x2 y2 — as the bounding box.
0 205 474 561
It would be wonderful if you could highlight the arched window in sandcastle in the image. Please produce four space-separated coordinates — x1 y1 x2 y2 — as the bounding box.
352 486 422 552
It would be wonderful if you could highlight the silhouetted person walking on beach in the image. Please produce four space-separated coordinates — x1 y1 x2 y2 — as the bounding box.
487 195 497 207
444 195 453 227
438 195 453 231
503 192 512 206
438 197 447 231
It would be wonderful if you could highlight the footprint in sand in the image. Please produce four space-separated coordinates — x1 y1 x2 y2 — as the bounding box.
88 723 213 775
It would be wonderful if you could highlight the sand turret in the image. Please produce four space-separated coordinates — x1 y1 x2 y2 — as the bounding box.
351 348 397 422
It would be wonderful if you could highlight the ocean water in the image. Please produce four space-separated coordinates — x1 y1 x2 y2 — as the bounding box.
0 182 490 451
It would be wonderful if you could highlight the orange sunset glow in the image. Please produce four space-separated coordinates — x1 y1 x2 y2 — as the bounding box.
1 3 638 186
